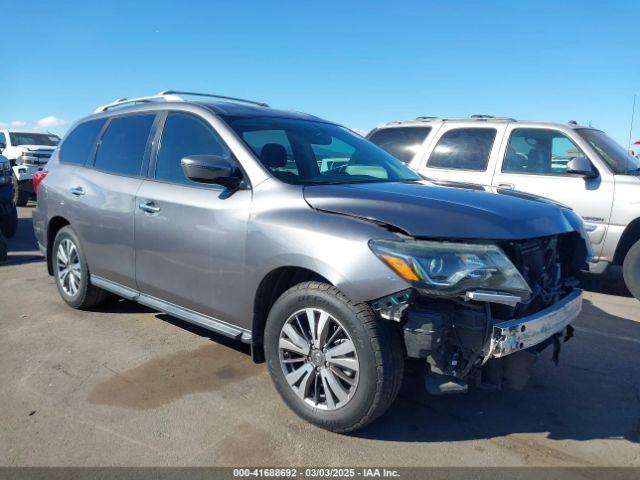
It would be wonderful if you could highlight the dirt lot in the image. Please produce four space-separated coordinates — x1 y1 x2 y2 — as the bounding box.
1 206 639 466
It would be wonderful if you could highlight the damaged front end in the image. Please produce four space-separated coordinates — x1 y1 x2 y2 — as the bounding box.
370 232 587 394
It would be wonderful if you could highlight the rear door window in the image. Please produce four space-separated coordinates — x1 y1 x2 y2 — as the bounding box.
427 128 496 171
94 114 155 176
59 119 106 165
368 127 431 163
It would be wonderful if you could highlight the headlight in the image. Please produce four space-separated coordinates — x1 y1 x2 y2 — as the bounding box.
369 239 531 299
20 153 35 165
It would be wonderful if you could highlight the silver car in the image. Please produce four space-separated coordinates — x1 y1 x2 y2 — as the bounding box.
368 116 640 300
34 92 590 432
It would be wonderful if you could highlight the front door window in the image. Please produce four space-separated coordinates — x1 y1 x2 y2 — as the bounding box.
503 128 585 175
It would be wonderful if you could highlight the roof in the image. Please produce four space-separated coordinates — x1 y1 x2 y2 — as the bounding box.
195 101 326 122
375 116 593 131
0 129 59 134
90 90 330 124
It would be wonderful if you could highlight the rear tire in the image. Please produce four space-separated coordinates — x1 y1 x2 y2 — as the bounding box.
52 226 110 309
622 239 640 300
264 281 404 433
12 174 29 207
0 204 17 238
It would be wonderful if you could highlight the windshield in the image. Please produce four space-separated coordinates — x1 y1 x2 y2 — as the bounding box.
222 116 421 185
9 132 60 147
577 128 640 174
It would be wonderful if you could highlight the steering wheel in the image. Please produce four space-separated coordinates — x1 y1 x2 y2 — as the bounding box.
324 164 348 175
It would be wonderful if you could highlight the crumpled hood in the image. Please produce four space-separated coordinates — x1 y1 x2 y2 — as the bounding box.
303 181 583 240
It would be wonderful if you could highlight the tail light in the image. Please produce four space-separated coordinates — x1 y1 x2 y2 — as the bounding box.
33 170 48 194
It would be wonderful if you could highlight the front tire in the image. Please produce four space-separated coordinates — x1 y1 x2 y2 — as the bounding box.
264 281 404 433
52 226 109 309
12 174 29 207
0 204 17 238
623 239 640 300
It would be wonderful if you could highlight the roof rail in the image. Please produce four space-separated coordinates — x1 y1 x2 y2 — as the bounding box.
382 115 517 126
94 90 269 113
94 93 184 113
470 114 516 121
159 90 269 108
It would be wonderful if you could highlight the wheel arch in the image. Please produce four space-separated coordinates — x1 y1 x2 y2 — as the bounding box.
613 218 640 265
46 216 71 275
251 266 332 363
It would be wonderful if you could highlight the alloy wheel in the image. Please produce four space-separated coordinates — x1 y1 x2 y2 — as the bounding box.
278 308 360 410
56 238 81 296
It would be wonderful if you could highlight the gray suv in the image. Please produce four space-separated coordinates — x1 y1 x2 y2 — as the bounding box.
34 91 590 432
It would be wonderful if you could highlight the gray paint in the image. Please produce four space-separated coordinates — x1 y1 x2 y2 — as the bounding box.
33 99 587 339
303 181 581 240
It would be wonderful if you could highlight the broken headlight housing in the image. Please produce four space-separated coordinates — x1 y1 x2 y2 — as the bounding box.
369 239 531 299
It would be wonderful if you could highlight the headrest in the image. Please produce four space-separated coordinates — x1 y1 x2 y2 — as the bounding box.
260 143 287 169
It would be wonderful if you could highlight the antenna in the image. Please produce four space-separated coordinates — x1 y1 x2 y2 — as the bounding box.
628 94 636 150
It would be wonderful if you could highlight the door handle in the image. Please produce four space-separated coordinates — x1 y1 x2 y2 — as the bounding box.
497 183 514 190
139 201 160 214
69 186 85 196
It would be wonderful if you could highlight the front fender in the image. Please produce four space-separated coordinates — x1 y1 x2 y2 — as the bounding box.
247 182 410 305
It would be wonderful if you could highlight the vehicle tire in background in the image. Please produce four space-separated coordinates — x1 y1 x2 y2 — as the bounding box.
12 174 29 207
0 204 18 238
52 226 110 309
0 231 6 262
264 281 404 433
622 239 640 300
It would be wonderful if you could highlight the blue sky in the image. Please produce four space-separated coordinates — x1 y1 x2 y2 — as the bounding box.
1 0 639 146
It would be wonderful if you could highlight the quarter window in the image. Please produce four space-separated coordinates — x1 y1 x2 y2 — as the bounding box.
155 113 230 185
427 128 496 171
368 127 431 163
59 119 107 165
503 128 584 175
94 114 155 176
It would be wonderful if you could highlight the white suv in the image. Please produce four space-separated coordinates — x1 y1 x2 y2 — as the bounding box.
368 116 640 300
0 130 60 206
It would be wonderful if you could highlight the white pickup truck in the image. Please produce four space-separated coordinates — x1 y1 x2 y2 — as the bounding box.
0 130 60 206
368 116 640 300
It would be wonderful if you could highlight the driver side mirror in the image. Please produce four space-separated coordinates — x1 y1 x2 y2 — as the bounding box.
567 156 597 179
0 142 5 152
181 155 242 189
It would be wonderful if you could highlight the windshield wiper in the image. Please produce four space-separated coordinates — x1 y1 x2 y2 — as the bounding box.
625 168 640 174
